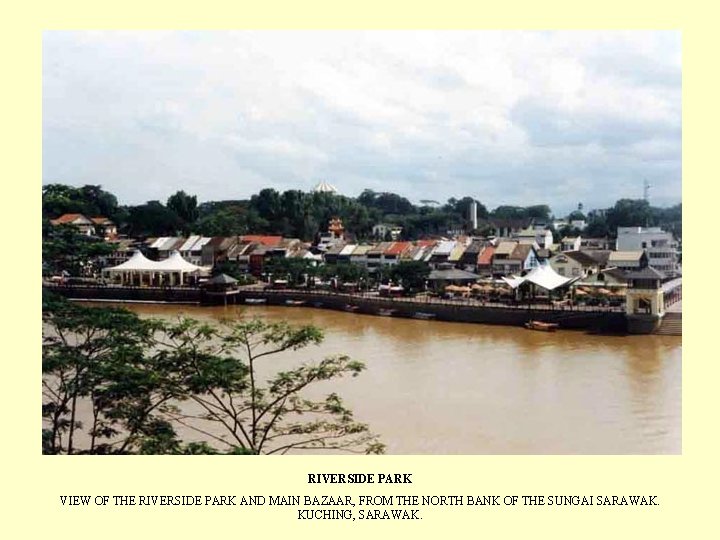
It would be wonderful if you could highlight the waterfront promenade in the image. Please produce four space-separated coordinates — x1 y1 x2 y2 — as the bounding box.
46 282 629 333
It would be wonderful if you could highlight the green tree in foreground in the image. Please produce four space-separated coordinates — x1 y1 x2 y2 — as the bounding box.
42 298 383 455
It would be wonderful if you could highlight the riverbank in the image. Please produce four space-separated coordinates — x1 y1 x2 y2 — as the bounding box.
46 283 632 334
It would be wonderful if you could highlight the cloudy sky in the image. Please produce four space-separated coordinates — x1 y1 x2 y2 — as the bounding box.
43 31 681 214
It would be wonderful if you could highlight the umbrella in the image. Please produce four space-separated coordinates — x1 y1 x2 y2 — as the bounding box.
597 288 612 295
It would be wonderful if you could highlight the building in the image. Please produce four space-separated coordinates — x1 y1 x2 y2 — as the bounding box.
491 241 519 275
616 227 679 276
50 213 97 236
428 240 456 268
366 242 394 271
608 250 648 271
514 227 553 250
561 236 582 252
90 217 118 239
201 236 240 267
581 237 614 250
625 267 667 333
509 243 539 273
372 223 403 241
383 242 412 266
313 180 338 194
476 245 496 276
490 218 532 238
350 245 372 267
549 251 600 278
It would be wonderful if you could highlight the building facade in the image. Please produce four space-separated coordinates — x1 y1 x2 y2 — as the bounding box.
616 227 679 276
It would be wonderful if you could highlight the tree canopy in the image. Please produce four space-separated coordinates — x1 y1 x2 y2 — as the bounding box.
42 298 384 454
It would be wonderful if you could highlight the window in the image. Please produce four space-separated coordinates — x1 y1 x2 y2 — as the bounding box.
572 267 580 276
557 267 565 275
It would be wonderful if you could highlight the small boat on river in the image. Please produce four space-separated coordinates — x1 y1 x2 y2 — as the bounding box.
245 298 267 304
525 320 559 332
285 300 306 306
413 312 436 320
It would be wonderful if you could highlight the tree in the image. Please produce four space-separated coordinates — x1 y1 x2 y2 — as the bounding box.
42 299 383 454
42 297 183 454
390 261 430 293
525 204 552 221
158 318 384 454
126 201 184 237
605 199 652 231
318 263 368 285
265 257 317 287
42 221 117 276
167 190 199 225
491 205 527 220
43 184 121 222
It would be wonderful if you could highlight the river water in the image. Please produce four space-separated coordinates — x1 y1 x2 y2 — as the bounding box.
82 302 681 455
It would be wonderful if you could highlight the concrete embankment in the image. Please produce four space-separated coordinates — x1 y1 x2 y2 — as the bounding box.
46 284 629 334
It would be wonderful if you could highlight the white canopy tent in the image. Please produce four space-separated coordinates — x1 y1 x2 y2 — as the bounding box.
501 264 577 292
103 250 207 286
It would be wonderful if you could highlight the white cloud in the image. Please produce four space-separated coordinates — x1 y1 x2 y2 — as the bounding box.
43 30 681 213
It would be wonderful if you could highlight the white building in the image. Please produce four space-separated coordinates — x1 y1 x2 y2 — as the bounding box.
616 227 679 276
372 223 403 240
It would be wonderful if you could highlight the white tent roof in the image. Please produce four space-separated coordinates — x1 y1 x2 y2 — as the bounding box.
155 251 203 272
104 250 203 273
501 275 525 289
104 250 158 272
500 264 575 291
313 180 338 193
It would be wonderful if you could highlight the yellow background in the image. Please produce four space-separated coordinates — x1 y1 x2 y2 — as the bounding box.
4 1 714 538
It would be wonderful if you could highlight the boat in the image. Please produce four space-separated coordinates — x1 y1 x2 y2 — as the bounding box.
245 298 267 304
525 320 559 332
377 308 396 317
285 300 306 306
413 312 436 320
344 304 360 312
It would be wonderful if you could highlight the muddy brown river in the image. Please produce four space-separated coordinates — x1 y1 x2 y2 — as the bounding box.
78 302 682 454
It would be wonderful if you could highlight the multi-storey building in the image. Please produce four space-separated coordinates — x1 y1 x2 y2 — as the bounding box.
616 227 679 276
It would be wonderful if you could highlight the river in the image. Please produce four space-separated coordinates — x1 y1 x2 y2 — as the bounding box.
81 302 682 454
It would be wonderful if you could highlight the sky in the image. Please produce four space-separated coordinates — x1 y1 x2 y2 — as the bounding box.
43 31 681 215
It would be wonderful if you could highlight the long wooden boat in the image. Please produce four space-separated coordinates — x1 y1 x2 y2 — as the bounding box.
285 300 306 306
525 320 559 332
245 298 267 304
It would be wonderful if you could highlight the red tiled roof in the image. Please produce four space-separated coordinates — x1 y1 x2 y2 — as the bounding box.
477 245 496 265
384 241 411 256
50 213 89 225
415 240 436 248
241 235 283 246
91 216 114 225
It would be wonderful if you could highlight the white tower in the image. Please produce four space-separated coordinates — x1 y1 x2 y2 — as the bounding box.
469 200 478 230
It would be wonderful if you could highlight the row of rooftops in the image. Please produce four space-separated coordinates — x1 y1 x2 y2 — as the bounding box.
128 234 639 268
